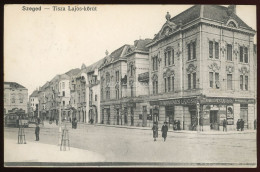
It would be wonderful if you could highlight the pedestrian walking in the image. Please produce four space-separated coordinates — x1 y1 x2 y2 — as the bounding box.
241 119 244 131
72 118 75 129
199 117 204 131
236 119 241 131
152 122 158 141
35 124 40 141
74 118 78 129
161 122 168 142
223 119 227 132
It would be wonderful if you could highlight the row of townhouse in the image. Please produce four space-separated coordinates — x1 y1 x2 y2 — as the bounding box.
30 5 257 131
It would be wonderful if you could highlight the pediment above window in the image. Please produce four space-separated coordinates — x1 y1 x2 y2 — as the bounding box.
239 66 250 75
186 64 197 74
163 68 175 78
152 73 158 81
208 62 220 72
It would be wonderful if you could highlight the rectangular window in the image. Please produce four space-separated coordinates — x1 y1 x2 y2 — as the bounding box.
188 74 191 90
164 52 167 66
155 81 158 94
168 77 171 92
131 86 134 97
193 42 196 59
215 42 219 59
240 75 243 90
215 73 219 89
244 47 248 63
227 74 232 90
168 51 171 65
153 81 155 94
155 56 158 70
62 91 65 97
188 44 191 61
62 82 65 89
172 76 174 92
164 78 167 92
227 44 232 61
240 47 244 62
245 76 248 90
193 73 196 89
209 41 213 58
116 71 119 82
172 49 174 64
63 101 65 106
152 57 155 71
209 72 213 88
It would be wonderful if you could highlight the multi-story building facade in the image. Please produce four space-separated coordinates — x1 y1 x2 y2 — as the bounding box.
146 5 256 130
99 45 130 125
29 90 39 117
86 59 103 124
123 39 153 127
4 82 28 114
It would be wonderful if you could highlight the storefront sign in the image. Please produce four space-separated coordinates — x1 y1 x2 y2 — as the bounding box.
234 98 255 104
150 98 197 106
200 98 234 104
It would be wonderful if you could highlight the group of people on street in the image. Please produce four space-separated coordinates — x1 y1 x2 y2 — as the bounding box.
152 122 168 142
236 119 245 131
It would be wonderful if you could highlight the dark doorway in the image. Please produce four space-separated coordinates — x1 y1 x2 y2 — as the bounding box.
210 110 219 130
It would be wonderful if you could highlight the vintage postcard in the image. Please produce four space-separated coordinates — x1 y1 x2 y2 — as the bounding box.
4 4 257 167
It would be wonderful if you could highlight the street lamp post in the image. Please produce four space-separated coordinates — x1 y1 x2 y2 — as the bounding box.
197 102 200 132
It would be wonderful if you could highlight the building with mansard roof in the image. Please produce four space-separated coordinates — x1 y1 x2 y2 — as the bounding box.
146 5 256 131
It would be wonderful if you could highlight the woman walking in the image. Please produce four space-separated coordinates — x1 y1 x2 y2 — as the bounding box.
152 122 158 141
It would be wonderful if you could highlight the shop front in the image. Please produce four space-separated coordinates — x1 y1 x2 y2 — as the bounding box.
150 96 255 131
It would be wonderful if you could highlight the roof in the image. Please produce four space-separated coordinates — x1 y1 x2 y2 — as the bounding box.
153 5 254 41
30 90 39 97
86 58 104 73
4 82 26 89
127 39 153 55
100 44 130 69
65 68 81 77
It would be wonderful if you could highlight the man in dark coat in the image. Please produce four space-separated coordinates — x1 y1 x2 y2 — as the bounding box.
236 119 241 131
241 119 244 131
152 122 158 141
161 122 168 142
223 119 227 132
35 124 40 141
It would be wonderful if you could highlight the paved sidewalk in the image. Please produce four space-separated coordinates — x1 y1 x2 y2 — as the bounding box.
42 121 256 135
4 138 105 163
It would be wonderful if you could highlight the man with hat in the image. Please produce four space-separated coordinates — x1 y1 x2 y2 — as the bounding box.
161 122 168 142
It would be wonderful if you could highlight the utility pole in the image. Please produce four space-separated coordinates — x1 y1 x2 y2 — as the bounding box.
197 102 200 132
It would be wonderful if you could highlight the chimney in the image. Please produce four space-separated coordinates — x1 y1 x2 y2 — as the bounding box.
134 40 138 47
227 5 236 15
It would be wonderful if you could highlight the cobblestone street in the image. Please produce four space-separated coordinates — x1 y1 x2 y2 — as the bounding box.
4 123 257 166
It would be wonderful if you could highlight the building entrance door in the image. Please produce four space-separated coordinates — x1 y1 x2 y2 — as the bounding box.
210 110 219 130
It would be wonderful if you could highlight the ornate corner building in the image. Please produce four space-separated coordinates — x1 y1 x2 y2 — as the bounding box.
146 5 256 131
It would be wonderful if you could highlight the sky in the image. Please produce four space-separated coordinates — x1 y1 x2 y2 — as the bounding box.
4 5 256 96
